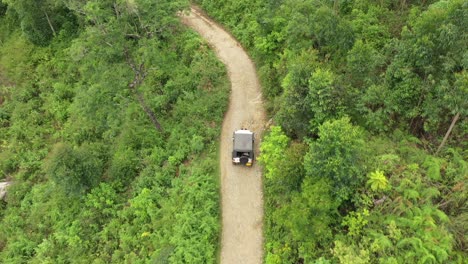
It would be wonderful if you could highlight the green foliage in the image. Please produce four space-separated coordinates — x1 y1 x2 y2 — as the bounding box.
108 147 139 185
332 240 370 264
0 0 228 262
265 177 338 263
346 39 384 87
341 209 370 237
287 178 338 260
275 49 319 138
3 0 77 46
331 157 455 263
194 1 466 260
0 2 7 16
258 126 290 179
305 117 367 202
263 140 308 262
45 142 104 195
168 162 220 263
199 0 467 142
308 68 345 132
1 0 466 263
84 183 120 220
367 170 390 192
423 156 443 180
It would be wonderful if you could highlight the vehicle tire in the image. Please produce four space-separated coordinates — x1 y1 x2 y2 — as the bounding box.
240 156 249 165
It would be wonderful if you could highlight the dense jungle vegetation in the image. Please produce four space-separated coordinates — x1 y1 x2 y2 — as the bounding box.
195 0 467 263
0 0 229 263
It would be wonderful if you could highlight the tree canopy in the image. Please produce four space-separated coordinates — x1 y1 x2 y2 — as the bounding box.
0 0 466 263
0 0 229 262
196 0 467 262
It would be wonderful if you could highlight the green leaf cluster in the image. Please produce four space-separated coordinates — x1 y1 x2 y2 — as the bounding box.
196 0 467 262
0 0 229 262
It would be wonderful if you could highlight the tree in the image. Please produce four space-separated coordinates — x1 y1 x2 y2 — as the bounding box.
380 0 467 138
45 142 103 195
258 126 290 179
3 0 76 45
308 68 345 132
0 1 7 17
283 178 338 261
276 49 318 138
346 39 383 87
124 48 163 132
304 117 366 202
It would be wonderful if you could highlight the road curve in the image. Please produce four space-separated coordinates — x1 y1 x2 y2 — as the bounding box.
182 7 265 264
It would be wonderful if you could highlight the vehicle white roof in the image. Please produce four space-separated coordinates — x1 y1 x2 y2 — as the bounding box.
234 130 254 151
234 129 253 134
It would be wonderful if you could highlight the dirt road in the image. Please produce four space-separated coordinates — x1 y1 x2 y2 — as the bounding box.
182 8 265 264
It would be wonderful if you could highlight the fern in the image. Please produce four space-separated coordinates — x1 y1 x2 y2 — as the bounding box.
397 178 415 191
374 233 393 251
431 208 450 224
379 257 398 264
367 170 390 192
397 237 423 250
421 187 440 201
433 247 450 263
420 254 437 264
403 189 420 201
378 154 401 172
445 148 468 179
423 156 442 181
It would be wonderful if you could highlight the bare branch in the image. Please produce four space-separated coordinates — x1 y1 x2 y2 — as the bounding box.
44 11 56 36
124 48 163 132
436 112 460 155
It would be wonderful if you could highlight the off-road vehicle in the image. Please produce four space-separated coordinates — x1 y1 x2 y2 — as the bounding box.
232 129 254 166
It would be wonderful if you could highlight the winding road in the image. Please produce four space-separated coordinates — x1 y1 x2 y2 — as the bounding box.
182 7 266 264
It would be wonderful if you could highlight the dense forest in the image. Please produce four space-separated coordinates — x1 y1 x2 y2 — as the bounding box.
194 0 467 263
0 0 466 263
0 0 229 263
